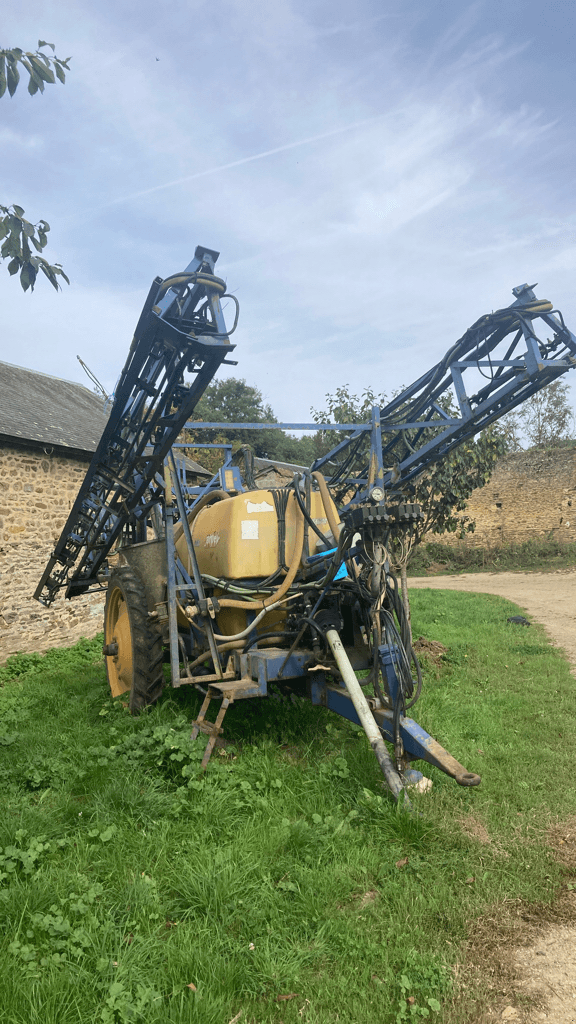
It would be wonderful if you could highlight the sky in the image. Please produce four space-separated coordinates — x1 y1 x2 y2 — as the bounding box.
2 0 576 424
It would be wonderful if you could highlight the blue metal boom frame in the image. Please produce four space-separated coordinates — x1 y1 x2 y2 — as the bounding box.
183 283 576 507
315 283 576 498
35 246 237 606
36 273 576 608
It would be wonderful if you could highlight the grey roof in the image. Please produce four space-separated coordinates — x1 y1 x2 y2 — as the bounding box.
173 453 211 477
0 360 108 454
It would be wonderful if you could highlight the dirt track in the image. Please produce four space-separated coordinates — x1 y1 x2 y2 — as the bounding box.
409 568 576 674
410 568 576 1022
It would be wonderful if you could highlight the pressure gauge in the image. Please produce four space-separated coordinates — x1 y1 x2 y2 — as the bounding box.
370 486 385 502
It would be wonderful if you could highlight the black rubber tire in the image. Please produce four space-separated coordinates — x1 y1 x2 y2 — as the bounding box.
103 565 164 713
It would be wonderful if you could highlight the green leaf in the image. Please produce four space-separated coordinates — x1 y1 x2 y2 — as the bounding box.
427 997 441 1013
38 41 55 52
99 825 117 843
39 262 61 291
8 257 21 276
28 75 39 95
29 55 55 84
0 55 6 98
30 235 43 252
19 264 33 292
54 62 65 84
20 57 44 92
7 62 20 96
21 220 34 238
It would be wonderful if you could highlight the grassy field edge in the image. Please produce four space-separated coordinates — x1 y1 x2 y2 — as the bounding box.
1 589 575 1023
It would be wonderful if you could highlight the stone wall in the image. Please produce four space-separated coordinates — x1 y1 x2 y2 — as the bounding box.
448 447 576 547
0 442 105 663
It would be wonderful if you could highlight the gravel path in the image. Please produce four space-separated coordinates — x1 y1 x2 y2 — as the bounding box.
409 568 576 673
409 568 576 1022
512 922 576 1023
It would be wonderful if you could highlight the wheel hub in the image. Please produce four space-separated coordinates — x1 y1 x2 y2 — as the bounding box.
104 588 133 697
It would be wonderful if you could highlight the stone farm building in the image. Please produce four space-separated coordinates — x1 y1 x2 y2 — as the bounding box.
0 361 113 663
447 446 576 548
0 361 214 664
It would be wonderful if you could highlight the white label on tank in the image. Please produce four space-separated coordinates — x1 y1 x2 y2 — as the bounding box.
312 517 328 526
241 519 259 539
246 500 274 513
204 532 220 547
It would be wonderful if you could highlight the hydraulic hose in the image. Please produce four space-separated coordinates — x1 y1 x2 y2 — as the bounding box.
217 493 305 612
311 472 342 540
242 630 299 652
188 489 229 523
186 639 245 674
292 475 331 548
184 592 302 642
174 489 228 548
380 299 555 428
155 272 226 302
187 629 299 674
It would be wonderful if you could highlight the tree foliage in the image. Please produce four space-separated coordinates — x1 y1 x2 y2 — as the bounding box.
517 379 574 449
312 385 506 558
496 380 574 452
311 385 387 427
311 385 387 460
0 41 71 291
410 419 507 543
0 41 71 97
0 205 69 292
184 378 316 471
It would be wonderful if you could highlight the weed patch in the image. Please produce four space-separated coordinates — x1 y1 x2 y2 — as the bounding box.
408 537 576 575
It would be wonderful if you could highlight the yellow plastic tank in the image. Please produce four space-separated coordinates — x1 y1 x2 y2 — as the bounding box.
182 489 336 580
174 487 340 641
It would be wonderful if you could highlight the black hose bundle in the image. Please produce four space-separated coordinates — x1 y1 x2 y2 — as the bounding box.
291 474 331 550
233 444 257 490
380 570 422 709
272 488 291 571
243 630 299 652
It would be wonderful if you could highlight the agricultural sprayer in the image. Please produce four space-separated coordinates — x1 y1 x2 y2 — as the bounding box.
35 246 576 799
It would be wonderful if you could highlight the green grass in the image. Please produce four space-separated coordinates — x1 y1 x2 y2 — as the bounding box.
408 536 576 575
1 593 575 1024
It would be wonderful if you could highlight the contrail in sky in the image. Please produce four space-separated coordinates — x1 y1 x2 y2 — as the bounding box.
107 112 386 206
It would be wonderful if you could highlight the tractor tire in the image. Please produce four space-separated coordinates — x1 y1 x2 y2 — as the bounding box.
103 565 164 713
